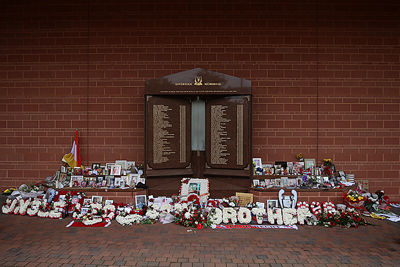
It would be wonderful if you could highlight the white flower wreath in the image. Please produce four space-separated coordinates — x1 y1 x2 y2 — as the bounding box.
207 207 223 225
17 199 31 216
82 217 103 226
267 208 283 225
282 208 297 225
2 199 17 214
116 214 143 226
160 203 173 213
237 208 252 224
48 200 66 219
223 207 237 224
27 199 42 216
252 207 266 224
146 209 159 220
102 204 116 220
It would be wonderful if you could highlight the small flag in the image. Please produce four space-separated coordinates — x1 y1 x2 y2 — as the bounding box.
70 130 82 167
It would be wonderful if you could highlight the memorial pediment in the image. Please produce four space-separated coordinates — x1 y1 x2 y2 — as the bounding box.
145 68 251 95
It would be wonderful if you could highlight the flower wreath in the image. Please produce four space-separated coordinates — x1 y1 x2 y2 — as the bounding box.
222 207 237 224
310 201 322 215
296 201 309 209
206 199 219 208
237 207 252 224
37 201 51 218
187 193 200 206
17 199 31 216
2 199 18 214
174 203 188 213
27 199 42 216
160 203 173 213
102 204 116 221
146 210 159 220
322 201 336 214
72 203 82 220
48 200 67 219
207 207 223 225
116 213 143 226
252 207 266 224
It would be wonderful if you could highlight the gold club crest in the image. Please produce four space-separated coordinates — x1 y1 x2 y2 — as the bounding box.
194 76 203 86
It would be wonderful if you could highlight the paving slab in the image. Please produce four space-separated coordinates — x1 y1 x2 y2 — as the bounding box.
0 215 399 266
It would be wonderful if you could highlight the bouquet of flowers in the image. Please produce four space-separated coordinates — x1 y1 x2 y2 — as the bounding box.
174 205 210 229
317 210 368 228
344 189 366 208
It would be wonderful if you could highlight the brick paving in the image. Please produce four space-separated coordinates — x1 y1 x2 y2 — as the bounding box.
0 214 399 266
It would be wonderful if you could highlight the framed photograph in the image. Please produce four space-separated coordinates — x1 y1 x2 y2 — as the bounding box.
100 166 107 175
260 180 266 187
135 195 147 209
101 180 107 187
91 163 100 170
107 176 115 187
88 178 96 187
267 200 278 210
105 199 114 205
110 165 121 176
296 177 303 187
127 161 135 170
265 179 271 186
70 175 80 187
180 178 209 204
114 177 122 187
252 179 260 187
83 198 91 206
288 179 297 187
129 174 140 187
115 160 127 170
294 162 305 174
280 177 288 187
274 178 281 187
106 163 113 171
304 158 316 170
316 176 323 184
252 158 263 168
91 196 103 204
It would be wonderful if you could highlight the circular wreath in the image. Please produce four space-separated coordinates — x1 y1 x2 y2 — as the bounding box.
310 201 322 215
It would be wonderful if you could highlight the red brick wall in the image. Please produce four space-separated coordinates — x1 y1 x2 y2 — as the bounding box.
1 1 399 200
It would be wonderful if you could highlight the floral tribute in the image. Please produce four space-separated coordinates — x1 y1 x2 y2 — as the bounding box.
173 203 210 229
344 189 366 209
2 185 376 229
316 209 368 228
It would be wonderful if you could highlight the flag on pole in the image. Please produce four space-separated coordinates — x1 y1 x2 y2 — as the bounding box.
70 130 82 167
62 130 82 168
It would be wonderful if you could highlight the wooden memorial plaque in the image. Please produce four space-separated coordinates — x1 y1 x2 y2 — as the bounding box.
146 96 191 170
205 96 250 170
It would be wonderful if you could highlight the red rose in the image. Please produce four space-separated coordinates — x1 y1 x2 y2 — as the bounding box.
197 224 203 230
